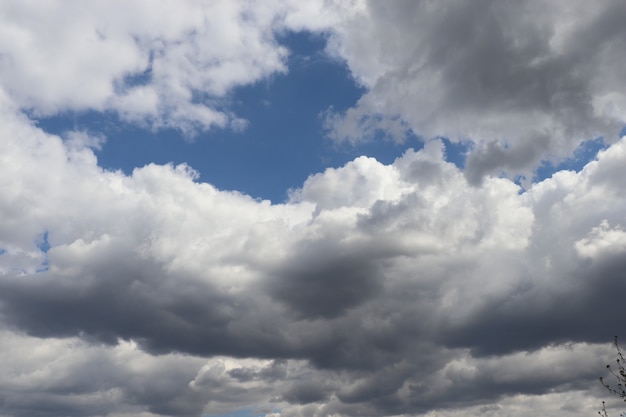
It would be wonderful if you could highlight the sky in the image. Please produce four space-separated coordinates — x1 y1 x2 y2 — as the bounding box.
1 1 626 417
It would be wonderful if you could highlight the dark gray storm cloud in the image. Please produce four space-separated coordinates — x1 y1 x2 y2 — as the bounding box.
267 245 384 319
441 252 626 357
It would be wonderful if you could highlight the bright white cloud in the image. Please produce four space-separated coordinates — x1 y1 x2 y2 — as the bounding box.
0 0 350 135
575 221 626 259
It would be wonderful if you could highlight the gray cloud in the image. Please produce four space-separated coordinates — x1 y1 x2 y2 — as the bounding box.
2 111 626 416
324 0 626 182
1 2 626 416
267 247 384 319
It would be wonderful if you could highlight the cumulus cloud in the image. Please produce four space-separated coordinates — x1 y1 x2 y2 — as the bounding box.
0 0 352 135
323 0 626 182
1 85 626 415
2 2 626 416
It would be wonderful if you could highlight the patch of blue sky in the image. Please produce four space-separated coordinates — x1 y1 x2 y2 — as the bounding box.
534 137 608 181
36 231 51 253
115 62 152 94
36 231 50 273
34 31 460 203
35 32 358 202
439 137 471 170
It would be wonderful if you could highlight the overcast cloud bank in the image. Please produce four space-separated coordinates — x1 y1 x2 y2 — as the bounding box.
2 104 626 416
1 1 626 417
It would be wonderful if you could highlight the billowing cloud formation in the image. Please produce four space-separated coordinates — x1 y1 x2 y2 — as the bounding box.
324 0 626 182
2 86 626 415
2 1 626 417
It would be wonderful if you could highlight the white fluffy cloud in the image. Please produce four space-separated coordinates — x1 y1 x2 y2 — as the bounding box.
0 0 353 135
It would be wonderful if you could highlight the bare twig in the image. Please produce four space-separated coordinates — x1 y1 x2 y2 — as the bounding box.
599 337 626 417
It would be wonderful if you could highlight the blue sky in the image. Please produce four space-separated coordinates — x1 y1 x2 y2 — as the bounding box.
1 2 626 417
37 31 429 203
36 26 609 204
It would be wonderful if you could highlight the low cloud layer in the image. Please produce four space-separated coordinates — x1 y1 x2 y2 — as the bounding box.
1 92 626 415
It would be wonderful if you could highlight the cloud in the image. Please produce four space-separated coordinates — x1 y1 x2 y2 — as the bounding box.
0 0 350 135
1 86 626 415
0 328 320 417
6 0 622 169
323 0 626 182
2 2 626 415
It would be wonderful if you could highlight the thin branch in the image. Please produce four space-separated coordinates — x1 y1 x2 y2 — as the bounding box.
599 336 626 417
